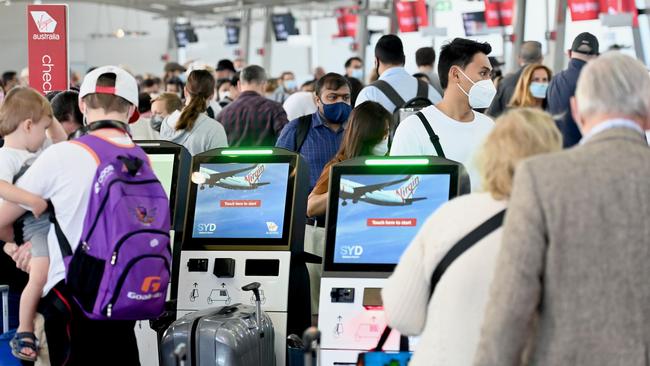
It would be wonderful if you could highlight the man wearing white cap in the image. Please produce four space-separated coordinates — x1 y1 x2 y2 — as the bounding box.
0 66 143 365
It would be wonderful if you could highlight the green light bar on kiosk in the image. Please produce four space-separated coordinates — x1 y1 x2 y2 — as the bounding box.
220 149 274 156
364 158 429 166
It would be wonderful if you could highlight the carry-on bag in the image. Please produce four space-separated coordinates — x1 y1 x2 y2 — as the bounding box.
160 282 275 366
0 285 21 366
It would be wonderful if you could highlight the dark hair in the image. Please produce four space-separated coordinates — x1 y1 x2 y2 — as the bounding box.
166 77 184 88
345 57 363 68
138 92 152 113
83 73 132 114
416 47 436 67
315 73 351 98
301 79 316 90
337 101 390 159
45 90 62 102
231 72 240 86
1 71 17 85
438 38 492 89
241 65 267 85
176 70 215 131
375 34 405 66
345 76 363 106
51 90 83 126
143 78 157 88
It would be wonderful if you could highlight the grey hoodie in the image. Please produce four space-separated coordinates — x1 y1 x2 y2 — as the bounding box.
160 110 228 155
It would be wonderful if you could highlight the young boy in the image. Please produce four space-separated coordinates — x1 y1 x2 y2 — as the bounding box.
0 86 66 361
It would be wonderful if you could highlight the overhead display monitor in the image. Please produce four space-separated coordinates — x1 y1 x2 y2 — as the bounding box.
190 163 290 239
324 158 463 274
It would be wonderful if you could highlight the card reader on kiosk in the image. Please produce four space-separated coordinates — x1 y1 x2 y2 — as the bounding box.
133 141 191 366
317 156 469 365
175 148 310 366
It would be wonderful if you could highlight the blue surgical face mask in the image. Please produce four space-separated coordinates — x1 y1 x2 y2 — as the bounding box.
530 82 549 99
322 102 352 125
178 73 187 83
284 79 297 91
351 68 364 80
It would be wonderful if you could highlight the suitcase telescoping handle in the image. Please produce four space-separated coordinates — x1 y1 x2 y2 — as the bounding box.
241 282 262 328
1 284 9 334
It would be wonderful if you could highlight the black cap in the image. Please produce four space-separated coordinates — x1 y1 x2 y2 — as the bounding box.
571 32 599 55
489 56 505 68
216 59 236 72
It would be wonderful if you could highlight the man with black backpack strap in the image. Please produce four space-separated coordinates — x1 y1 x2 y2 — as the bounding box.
0 66 168 366
391 38 496 192
276 73 352 193
355 35 441 136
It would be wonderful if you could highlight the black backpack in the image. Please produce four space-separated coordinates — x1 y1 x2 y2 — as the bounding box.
372 79 433 144
294 114 313 152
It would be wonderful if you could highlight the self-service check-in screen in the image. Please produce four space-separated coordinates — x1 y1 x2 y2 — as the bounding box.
334 174 451 264
191 163 290 239
148 154 175 199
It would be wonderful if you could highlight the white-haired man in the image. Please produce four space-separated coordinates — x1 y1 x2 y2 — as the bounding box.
474 52 650 365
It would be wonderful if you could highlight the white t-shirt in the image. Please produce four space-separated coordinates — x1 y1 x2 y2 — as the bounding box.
0 147 36 187
390 105 494 191
17 135 132 295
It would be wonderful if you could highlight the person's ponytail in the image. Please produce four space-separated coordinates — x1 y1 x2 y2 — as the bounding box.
174 69 215 132
176 94 207 131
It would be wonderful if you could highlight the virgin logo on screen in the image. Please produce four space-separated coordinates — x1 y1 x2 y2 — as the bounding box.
30 11 60 40
396 176 419 199
244 164 265 184
341 245 364 259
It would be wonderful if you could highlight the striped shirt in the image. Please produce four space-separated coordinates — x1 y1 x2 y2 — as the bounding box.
217 91 289 147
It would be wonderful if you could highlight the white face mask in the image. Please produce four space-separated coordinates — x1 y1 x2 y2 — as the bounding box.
456 68 497 109
372 137 389 156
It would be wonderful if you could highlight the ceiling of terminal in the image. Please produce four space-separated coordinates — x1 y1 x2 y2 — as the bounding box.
46 0 362 17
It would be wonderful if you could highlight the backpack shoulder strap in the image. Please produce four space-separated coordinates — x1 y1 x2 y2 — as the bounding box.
294 115 313 152
416 79 428 98
415 112 445 158
372 80 405 111
428 209 506 300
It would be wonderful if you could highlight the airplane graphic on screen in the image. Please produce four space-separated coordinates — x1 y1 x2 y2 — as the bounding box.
195 164 270 190
339 175 427 206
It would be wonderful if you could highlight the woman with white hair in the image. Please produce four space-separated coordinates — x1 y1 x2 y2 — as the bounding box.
382 108 562 366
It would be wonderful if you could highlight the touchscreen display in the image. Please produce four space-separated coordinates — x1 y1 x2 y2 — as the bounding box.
148 154 175 199
191 163 290 239
333 174 451 264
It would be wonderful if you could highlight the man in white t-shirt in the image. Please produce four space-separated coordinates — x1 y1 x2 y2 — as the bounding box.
391 38 497 191
0 66 143 366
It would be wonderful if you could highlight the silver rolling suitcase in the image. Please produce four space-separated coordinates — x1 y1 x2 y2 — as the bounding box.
161 282 275 366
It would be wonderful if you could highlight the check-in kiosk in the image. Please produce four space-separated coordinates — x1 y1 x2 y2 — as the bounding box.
134 141 192 366
317 156 468 365
175 148 310 366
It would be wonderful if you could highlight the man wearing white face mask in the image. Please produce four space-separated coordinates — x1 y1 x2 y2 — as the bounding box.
391 38 495 191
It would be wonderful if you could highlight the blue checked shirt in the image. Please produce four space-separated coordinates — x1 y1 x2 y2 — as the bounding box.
276 112 345 191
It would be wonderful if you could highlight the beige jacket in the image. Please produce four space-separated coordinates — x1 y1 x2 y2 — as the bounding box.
474 127 650 366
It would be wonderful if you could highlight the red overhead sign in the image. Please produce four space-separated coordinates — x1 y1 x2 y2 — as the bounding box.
395 0 428 33
335 7 358 38
569 0 601 21
27 4 69 95
484 0 515 27
599 0 638 26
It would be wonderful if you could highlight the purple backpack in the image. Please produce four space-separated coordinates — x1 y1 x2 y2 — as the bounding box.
51 134 171 321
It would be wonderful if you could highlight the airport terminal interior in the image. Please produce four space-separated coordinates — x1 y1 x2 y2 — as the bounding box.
1 0 650 365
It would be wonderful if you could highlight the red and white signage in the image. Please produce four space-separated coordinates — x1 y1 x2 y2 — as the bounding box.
27 4 69 95
569 0 601 21
484 0 515 27
395 0 428 33
335 7 358 38
366 218 417 227
220 200 262 208
599 0 638 26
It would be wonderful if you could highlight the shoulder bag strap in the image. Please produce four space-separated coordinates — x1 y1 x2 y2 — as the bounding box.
294 114 313 152
416 79 428 98
415 111 445 158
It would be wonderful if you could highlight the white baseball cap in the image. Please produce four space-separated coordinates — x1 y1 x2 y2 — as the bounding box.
79 65 140 123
